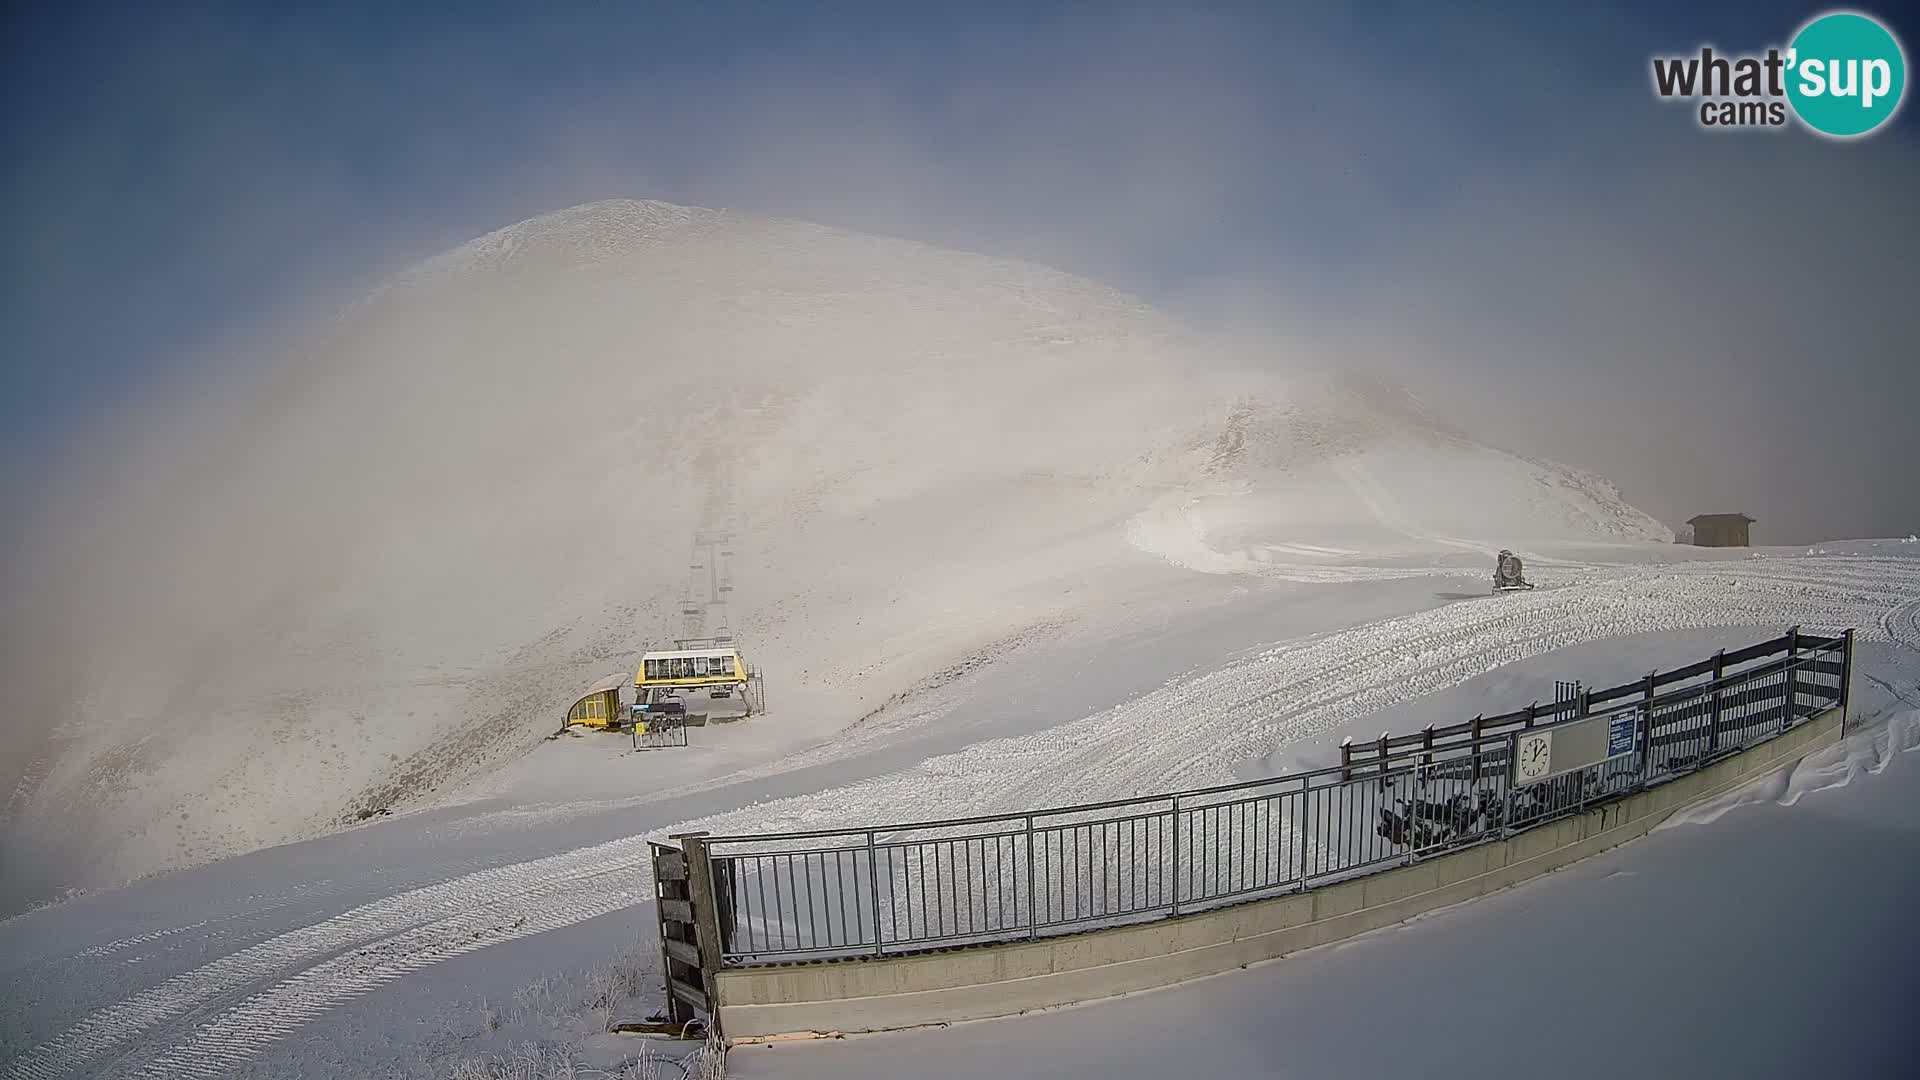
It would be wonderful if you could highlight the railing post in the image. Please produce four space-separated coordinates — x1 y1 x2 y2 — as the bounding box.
1500 738 1516 836
1784 625 1801 732
673 831 725 1035
1469 715 1484 783
1339 737 1352 783
1025 815 1038 939
1639 671 1656 785
1376 731 1390 782
1407 755 1424 865
1421 724 1435 768
1296 784 1312 891
1835 630 1849 718
1708 650 1725 752
1516 704 1537 822
1169 796 1182 916
1567 688 1589 807
866 830 884 956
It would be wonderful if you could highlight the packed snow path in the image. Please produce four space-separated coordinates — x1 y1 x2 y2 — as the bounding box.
4 553 1918 1079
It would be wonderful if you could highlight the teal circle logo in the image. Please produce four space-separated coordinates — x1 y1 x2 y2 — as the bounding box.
1786 11 1907 137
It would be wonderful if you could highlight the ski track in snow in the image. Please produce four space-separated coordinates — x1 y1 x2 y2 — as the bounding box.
1878 595 1920 653
1125 469 1609 586
1259 542 1358 558
1332 458 1499 558
7 555 1920 1079
1121 494 1452 583
1328 458 1600 570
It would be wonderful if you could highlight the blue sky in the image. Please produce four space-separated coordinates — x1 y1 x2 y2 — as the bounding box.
4 1 1917 538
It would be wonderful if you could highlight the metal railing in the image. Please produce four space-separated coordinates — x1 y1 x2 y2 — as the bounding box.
695 628 1852 966
633 712 690 750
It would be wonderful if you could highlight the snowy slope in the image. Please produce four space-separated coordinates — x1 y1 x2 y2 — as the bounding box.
5 547 1916 1080
1 199 1672 902
1126 372 1672 584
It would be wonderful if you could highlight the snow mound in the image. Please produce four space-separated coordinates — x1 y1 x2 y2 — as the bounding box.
1656 708 1920 830
1 199 1671 894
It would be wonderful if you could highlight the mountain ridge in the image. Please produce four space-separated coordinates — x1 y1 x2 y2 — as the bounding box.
0 198 1671 901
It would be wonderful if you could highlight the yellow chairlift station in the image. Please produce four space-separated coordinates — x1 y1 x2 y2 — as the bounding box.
634 642 763 720
636 646 747 690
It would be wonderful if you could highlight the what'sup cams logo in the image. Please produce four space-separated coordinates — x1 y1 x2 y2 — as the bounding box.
1651 9 1907 138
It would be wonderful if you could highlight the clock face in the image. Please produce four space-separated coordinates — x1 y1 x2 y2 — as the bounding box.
1516 732 1553 781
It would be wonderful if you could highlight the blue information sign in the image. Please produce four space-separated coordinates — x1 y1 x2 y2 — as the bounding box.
1607 709 1638 757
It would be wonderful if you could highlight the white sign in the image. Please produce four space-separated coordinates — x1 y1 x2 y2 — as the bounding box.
1514 730 1554 785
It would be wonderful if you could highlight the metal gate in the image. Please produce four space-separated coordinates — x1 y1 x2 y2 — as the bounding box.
650 833 725 1035
633 712 690 750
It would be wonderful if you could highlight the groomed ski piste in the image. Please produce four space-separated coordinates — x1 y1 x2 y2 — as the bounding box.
3 202 1917 1079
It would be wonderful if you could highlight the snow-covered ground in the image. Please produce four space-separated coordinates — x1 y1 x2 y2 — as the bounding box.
3 202 1916 1079
3 538 1915 1080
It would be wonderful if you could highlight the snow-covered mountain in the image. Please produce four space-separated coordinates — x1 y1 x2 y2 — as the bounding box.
0 199 1669 899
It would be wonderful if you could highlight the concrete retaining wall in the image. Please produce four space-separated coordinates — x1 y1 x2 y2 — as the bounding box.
715 706 1843 1042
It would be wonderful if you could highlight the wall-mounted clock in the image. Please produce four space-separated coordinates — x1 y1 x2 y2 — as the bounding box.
1515 730 1554 784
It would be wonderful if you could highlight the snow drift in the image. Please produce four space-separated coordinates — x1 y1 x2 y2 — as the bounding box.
0 199 1669 901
